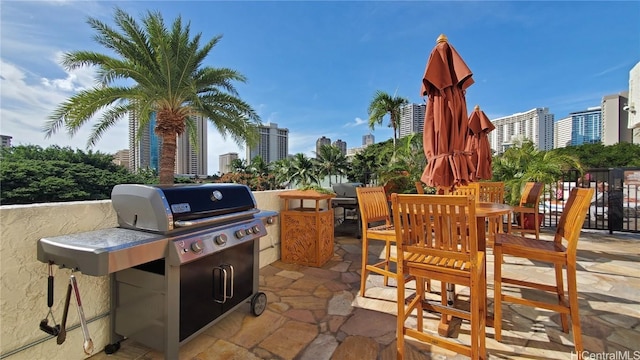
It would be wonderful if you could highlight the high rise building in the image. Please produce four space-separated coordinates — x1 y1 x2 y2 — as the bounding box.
315 136 331 157
627 62 640 143
602 91 631 145
489 107 554 154
570 107 602 146
554 117 572 149
175 116 208 176
362 133 375 146
129 111 161 172
332 139 347 155
1 135 12 148
129 111 207 175
246 123 289 164
398 103 426 138
219 152 238 174
113 149 130 169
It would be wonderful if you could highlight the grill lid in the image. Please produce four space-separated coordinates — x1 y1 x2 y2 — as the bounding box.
112 183 257 234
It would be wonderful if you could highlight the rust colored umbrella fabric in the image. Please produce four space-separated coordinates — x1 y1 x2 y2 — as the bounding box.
420 34 476 191
466 105 495 180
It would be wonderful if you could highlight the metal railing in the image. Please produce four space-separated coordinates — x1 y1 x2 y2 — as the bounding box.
541 168 639 234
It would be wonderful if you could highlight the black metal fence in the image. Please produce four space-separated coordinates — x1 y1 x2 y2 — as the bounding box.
542 168 640 234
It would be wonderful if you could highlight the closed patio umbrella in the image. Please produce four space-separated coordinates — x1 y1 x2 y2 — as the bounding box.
466 105 495 180
420 34 475 192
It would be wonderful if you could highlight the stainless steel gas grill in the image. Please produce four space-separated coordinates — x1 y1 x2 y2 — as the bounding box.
37 183 278 358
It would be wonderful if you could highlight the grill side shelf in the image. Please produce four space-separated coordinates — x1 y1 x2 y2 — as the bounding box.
37 228 167 276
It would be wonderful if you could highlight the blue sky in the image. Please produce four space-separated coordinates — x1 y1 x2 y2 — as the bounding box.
1 1 638 174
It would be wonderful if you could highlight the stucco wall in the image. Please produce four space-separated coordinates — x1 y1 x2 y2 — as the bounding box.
0 190 285 360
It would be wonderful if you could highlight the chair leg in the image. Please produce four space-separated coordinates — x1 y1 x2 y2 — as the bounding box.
383 240 391 286
567 262 584 355
396 267 406 360
493 244 503 341
554 263 569 332
360 235 369 297
416 275 424 332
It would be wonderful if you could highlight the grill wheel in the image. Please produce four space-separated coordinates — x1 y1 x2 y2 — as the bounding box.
251 292 267 316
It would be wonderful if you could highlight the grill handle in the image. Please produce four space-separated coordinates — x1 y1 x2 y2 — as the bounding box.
212 264 234 304
174 209 259 228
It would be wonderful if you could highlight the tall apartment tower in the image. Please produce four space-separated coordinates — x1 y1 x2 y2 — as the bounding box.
602 91 631 145
129 111 161 172
628 62 640 143
554 116 572 149
362 133 375 146
332 139 347 155
219 152 238 174
0 135 12 148
398 103 426 138
315 136 331 157
489 107 554 154
246 123 289 164
570 107 602 146
175 116 208 176
129 111 208 175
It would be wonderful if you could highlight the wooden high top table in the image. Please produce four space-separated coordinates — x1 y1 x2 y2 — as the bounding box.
438 202 514 336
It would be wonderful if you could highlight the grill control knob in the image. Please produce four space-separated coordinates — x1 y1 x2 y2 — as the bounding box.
252 225 261 234
191 240 204 253
235 229 245 239
214 234 227 246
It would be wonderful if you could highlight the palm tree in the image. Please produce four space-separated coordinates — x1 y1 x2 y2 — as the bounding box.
493 139 583 205
248 155 270 177
367 90 409 147
44 8 260 184
314 144 349 186
229 158 248 173
288 153 320 187
271 157 293 188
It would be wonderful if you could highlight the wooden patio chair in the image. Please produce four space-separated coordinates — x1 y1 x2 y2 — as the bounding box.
392 193 486 360
510 182 545 240
357 186 425 297
448 183 479 198
476 181 506 245
493 187 594 358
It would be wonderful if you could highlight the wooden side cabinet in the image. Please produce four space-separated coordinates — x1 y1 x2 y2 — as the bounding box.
279 190 335 267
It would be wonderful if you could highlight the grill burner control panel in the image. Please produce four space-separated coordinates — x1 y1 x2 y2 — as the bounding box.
168 218 268 265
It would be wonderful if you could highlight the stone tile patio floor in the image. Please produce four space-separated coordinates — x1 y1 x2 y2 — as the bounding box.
91 224 640 360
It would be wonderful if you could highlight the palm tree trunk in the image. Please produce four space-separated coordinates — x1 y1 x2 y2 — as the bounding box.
159 134 177 184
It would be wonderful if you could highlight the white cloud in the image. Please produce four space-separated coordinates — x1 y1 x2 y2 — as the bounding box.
344 116 368 128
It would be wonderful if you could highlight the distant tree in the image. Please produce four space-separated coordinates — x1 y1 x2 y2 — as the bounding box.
248 155 270 177
347 143 384 184
229 158 248 173
376 134 426 193
314 144 349 186
492 139 583 205
367 90 409 147
553 142 640 168
288 153 320 187
44 8 260 185
271 157 294 188
0 145 148 204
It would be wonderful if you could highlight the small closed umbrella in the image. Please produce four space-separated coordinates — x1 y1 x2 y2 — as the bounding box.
420 34 475 192
466 105 495 180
